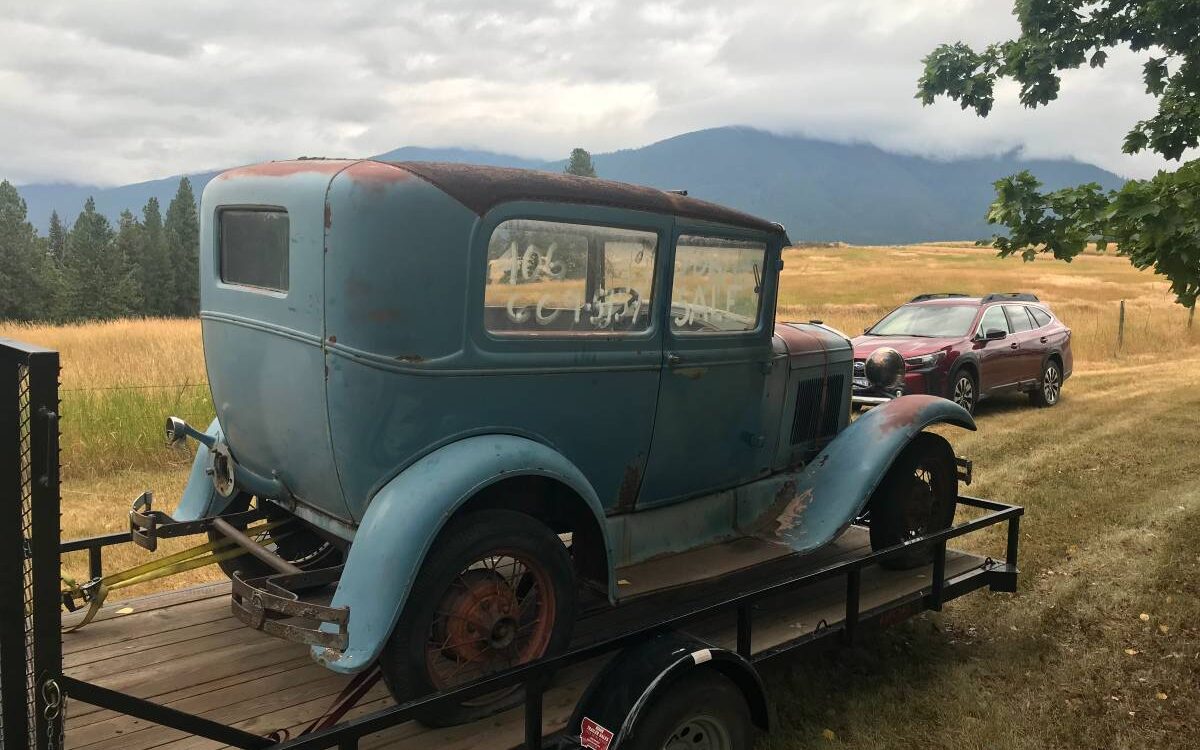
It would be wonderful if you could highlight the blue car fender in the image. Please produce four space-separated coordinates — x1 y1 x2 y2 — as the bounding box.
314 433 611 674
764 394 975 553
172 418 238 521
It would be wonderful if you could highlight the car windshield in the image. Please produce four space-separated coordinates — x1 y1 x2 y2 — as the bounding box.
867 304 978 338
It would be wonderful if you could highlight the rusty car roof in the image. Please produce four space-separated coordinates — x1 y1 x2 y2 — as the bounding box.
386 161 785 235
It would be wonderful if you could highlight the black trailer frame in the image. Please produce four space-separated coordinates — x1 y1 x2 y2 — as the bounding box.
0 338 1023 750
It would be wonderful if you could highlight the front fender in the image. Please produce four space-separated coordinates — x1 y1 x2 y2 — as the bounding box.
314 434 611 674
767 394 975 553
171 418 237 521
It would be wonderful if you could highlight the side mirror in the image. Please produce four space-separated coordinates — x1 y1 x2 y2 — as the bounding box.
984 328 1007 341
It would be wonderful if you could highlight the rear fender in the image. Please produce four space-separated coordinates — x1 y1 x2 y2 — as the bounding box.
171 418 238 521
761 394 975 553
313 434 610 674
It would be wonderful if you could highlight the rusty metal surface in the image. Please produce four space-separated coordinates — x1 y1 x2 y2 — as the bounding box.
231 568 349 650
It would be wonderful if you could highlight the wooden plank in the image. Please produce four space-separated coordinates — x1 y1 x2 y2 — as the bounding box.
66 616 247 670
64 588 232 655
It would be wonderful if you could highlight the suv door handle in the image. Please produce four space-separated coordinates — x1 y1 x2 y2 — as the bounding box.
1009 342 1018 349
1040 336 1048 343
666 352 683 367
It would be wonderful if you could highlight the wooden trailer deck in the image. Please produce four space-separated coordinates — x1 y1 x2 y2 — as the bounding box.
62 527 989 750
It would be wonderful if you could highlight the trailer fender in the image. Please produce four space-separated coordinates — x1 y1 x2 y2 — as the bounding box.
171 418 238 522
764 394 975 553
564 633 768 750
314 433 611 674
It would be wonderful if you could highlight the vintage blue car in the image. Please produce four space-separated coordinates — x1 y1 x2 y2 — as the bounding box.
150 159 974 724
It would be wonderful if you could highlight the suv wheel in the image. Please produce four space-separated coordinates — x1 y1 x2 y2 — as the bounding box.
948 369 976 415
1031 360 1062 408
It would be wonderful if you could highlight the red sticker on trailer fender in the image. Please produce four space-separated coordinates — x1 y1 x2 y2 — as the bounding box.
580 717 614 750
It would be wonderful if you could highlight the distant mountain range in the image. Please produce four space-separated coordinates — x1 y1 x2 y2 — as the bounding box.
13 127 1127 245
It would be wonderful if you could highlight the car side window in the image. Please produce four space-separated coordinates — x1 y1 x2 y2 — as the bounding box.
484 219 657 335
1029 307 1052 328
978 305 1008 336
670 235 766 334
1005 305 1034 333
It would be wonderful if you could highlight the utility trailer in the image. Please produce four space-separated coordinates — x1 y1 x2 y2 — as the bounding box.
1 338 1022 750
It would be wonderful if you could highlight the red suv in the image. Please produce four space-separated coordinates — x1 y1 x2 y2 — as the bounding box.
851 293 1072 414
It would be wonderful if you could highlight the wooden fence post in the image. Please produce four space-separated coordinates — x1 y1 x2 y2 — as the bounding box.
1118 299 1125 354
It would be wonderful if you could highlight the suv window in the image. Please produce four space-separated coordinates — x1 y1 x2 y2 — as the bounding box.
978 305 1008 335
1029 306 1052 328
671 235 766 334
1005 304 1034 333
484 219 657 335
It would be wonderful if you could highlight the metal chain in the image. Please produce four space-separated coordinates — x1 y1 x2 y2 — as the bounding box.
41 677 64 750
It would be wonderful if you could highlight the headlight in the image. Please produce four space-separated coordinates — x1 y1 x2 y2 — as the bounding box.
904 351 946 369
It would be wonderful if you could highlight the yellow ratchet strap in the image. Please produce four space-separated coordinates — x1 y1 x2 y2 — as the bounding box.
61 520 286 633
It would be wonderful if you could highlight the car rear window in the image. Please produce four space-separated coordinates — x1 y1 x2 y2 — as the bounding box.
1005 305 1034 333
219 209 289 292
1029 307 1052 327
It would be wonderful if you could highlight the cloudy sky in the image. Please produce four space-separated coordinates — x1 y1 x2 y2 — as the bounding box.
0 0 1179 186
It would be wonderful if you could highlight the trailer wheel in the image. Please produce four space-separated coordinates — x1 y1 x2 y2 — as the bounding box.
625 671 754 750
207 495 342 580
868 432 957 570
381 509 576 726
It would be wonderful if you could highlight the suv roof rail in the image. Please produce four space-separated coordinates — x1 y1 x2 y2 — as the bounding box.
909 293 972 303
982 292 1039 303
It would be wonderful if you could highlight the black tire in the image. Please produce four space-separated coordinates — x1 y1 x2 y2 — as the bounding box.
623 670 755 750
947 367 977 415
207 496 342 580
380 509 576 727
1030 358 1062 408
868 432 958 570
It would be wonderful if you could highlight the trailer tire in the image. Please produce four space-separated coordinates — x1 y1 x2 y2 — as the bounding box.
207 495 342 580
868 432 957 570
381 509 576 727
624 670 754 750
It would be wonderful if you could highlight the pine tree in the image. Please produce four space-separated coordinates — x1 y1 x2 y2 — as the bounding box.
115 209 145 314
64 197 134 320
139 197 174 316
564 148 597 177
164 177 200 316
47 210 66 265
0 181 58 320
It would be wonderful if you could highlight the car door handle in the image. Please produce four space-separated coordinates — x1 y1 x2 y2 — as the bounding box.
1040 336 1048 343
666 352 683 367
1009 342 1018 349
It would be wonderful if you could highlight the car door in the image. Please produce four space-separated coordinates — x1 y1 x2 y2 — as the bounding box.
973 304 1013 392
1004 304 1041 384
636 228 778 509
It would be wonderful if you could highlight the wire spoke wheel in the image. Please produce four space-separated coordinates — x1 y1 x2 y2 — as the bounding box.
425 550 557 702
381 509 575 727
868 433 958 569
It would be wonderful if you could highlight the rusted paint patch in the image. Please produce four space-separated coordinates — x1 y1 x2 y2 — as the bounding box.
615 460 644 513
875 394 939 436
675 366 708 381
344 160 415 191
328 335 337 344
217 160 352 180
394 354 424 364
324 203 333 229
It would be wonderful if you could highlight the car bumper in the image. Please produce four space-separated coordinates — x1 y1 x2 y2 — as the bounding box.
852 370 942 408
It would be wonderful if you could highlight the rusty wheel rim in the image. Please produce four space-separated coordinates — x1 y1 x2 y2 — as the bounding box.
425 549 557 702
901 465 938 539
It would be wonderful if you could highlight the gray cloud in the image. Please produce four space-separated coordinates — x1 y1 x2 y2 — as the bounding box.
0 0 1182 185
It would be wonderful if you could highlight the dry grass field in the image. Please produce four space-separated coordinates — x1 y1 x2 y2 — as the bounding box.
1 242 1197 749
